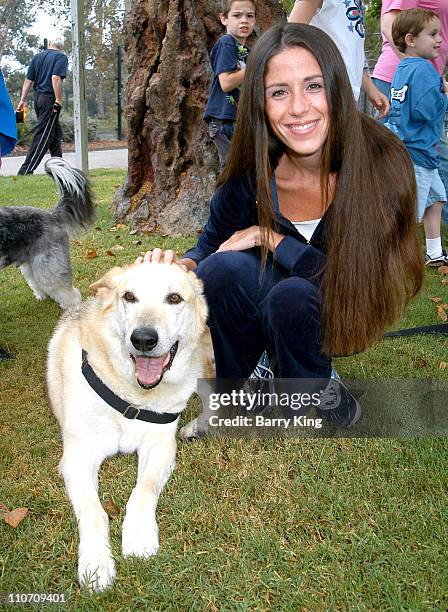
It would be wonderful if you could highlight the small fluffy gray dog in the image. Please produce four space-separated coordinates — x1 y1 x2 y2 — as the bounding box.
0 158 94 309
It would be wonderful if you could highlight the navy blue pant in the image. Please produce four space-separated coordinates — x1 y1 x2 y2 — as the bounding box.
196 250 332 379
207 119 234 170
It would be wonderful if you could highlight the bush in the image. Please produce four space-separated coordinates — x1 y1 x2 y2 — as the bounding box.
15 122 34 146
59 116 97 143
16 116 98 146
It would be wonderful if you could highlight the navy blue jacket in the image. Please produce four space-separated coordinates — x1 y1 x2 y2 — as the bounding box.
184 174 327 281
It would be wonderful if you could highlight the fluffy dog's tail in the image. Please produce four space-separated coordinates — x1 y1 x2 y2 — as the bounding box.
46 158 95 234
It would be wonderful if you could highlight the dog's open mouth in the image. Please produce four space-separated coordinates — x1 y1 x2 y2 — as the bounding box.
130 342 178 389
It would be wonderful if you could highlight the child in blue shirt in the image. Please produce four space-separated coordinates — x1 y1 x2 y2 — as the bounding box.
204 0 256 168
386 8 448 266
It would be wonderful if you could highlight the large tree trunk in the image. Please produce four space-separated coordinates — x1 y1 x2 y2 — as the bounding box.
113 0 285 234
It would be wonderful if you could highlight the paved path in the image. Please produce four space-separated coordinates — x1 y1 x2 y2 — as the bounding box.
0 148 128 176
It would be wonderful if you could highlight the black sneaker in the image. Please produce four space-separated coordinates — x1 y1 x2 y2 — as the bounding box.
316 379 362 428
250 350 274 381
425 250 448 267
243 351 275 415
0 347 14 361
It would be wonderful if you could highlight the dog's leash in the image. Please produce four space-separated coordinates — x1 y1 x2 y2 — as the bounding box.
384 323 448 337
81 350 180 424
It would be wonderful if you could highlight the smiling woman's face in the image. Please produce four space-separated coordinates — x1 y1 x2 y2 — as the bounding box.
264 46 329 164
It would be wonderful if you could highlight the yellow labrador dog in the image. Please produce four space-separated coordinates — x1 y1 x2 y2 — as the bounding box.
47 262 208 591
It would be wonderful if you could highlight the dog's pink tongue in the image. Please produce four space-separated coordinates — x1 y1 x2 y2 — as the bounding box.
134 354 169 386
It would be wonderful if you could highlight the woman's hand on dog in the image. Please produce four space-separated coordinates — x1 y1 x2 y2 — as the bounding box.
135 249 197 271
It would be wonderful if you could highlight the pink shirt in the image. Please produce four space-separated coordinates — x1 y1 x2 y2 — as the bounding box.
372 0 448 82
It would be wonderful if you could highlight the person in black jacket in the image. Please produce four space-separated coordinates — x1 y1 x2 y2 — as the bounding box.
17 38 68 175
139 24 423 427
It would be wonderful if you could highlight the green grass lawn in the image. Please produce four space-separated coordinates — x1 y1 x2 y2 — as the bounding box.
0 170 447 610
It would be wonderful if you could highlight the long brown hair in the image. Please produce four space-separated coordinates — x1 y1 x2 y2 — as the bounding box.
219 23 423 356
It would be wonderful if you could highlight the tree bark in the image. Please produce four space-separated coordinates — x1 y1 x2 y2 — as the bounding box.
113 0 285 234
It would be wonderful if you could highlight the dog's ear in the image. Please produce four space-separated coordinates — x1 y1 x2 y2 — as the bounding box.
89 267 124 294
89 267 125 311
187 270 208 331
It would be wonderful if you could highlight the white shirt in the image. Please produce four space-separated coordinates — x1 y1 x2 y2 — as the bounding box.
310 0 366 101
292 218 321 242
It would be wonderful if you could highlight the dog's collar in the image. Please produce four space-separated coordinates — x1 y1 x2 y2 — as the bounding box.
81 349 180 424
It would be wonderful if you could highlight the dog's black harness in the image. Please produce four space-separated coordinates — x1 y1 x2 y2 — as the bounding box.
81 350 180 424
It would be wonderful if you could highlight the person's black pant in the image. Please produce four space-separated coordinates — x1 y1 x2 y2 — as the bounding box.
196 250 332 379
18 92 62 175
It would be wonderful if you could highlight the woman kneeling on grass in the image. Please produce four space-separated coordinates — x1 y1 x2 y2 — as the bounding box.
139 23 423 428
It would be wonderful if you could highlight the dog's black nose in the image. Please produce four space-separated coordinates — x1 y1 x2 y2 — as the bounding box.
130 327 158 352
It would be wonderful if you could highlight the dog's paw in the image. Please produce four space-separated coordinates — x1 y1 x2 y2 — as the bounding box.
32 289 47 301
179 416 207 440
122 519 159 559
78 548 116 592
